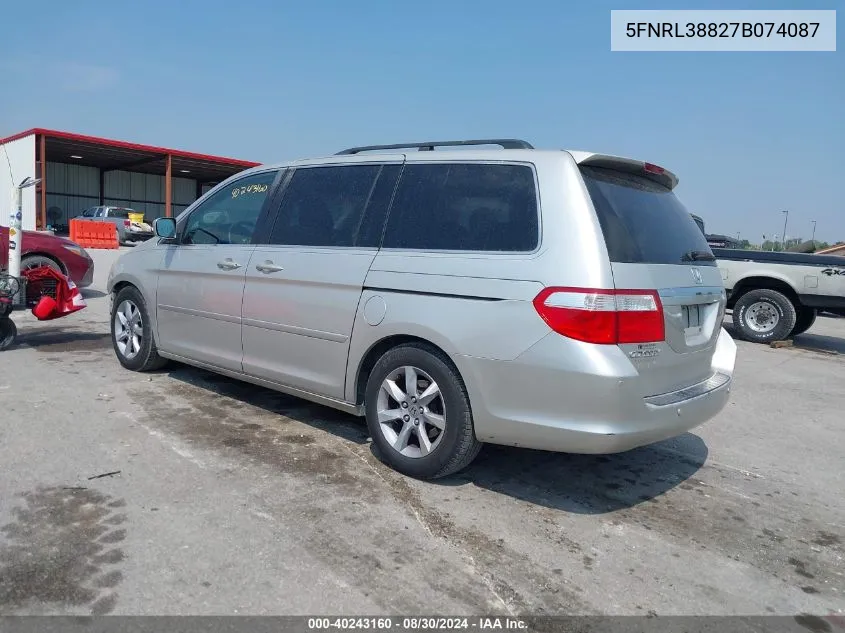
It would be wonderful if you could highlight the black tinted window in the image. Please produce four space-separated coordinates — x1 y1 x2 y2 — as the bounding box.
268 165 390 247
581 166 716 266
182 170 277 245
382 164 539 252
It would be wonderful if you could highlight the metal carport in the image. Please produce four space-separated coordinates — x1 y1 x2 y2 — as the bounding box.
0 128 260 233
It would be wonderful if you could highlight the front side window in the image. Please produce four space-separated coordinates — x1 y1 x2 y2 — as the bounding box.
267 164 389 247
182 170 278 245
382 163 539 252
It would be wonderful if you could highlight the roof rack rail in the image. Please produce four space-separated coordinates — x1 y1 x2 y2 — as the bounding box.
335 139 534 155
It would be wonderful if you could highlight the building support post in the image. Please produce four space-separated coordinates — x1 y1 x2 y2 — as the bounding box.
39 134 47 230
165 154 172 218
99 168 105 205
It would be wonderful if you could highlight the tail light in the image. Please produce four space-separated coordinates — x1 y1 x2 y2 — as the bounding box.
643 162 664 175
123 219 131 227
533 287 665 345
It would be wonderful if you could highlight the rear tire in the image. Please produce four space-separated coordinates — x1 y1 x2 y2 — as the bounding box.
0 318 17 351
111 285 169 371
732 289 797 343
790 308 817 337
364 343 482 480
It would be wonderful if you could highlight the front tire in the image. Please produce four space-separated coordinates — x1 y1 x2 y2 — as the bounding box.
732 289 797 343
21 255 63 275
364 343 481 480
111 286 168 371
790 308 817 337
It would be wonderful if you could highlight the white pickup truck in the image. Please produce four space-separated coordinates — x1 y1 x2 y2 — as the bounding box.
712 248 845 343
692 215 845 343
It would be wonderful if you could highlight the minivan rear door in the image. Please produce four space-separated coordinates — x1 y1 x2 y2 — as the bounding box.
578 158 726 397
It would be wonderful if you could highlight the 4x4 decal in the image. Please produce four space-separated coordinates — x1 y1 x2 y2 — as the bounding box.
821 268 845 276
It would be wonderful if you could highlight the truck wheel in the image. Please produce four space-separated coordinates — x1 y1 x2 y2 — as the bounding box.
364 343 482 480
732 289 797 343
790 308 817 337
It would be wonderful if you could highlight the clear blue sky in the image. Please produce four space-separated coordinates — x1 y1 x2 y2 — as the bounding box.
1 0 842 243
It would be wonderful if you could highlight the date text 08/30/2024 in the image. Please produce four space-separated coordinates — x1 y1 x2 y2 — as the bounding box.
307 618 528 631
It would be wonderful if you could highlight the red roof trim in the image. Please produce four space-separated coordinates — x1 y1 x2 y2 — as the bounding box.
0 128 261 168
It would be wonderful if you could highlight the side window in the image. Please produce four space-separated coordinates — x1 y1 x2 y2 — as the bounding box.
182 170 278 245
382 163 539 252
82 207 96 218
267 164 392 247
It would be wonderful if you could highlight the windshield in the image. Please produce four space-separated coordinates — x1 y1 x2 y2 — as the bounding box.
108 208 133 219
581 166 716 267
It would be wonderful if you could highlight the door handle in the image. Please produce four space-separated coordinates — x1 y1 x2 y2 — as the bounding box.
255 260 284 274
217 258 241 271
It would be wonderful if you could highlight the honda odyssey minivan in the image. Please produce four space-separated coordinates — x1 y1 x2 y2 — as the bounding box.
107 139 736 479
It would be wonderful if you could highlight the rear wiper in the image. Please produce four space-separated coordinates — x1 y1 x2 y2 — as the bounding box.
680 250 716 262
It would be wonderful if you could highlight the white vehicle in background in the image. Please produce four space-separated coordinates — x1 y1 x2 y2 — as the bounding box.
693 216 845 342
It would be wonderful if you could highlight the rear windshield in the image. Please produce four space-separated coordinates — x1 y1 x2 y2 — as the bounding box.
108 208 132 219
581 166 716 266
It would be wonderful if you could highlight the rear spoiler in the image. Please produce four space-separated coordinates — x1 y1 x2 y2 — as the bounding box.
568 151 679 190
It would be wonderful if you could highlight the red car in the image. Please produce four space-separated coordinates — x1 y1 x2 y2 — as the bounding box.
0 226 94 288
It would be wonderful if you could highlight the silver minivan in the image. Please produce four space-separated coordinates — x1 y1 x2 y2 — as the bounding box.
107 139 736 479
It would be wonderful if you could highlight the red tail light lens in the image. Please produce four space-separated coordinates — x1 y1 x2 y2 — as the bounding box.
533 287 665 345
643 162 665 175
123 219 131 227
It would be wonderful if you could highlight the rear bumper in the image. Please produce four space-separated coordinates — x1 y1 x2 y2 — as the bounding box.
458 327 736 454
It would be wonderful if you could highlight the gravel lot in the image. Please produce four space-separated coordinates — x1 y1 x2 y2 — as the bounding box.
0 247 842 616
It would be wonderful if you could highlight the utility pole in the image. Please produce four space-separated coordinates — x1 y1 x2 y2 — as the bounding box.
7 177 42 305
781 210 789 251
811 220 817 247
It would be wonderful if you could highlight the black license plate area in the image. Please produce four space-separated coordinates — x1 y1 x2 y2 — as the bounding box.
682 305 702 328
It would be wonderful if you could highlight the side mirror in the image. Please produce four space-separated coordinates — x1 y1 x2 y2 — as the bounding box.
154 217 177 240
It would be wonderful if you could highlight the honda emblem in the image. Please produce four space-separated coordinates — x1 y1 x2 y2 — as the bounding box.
691 267 703 285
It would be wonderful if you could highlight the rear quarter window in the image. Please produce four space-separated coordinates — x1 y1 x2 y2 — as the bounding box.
581 166 716 266
382 163 539 252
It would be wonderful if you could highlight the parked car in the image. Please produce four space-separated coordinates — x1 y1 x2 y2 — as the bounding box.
75 206 154 245
0 226 94 288
691 216 845 342
107 139 737 479
712 248 845 342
